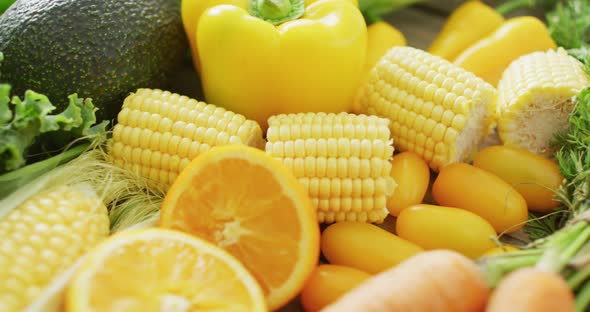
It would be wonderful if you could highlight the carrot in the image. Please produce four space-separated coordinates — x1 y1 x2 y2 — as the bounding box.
486 267 575 312
320 250 490 312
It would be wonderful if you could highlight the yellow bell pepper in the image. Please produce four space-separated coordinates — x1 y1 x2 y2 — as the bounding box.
365 21 406 76
193 0 366 130
352 21 406 114
428 0 504 61
453 16 557 87
182 0 249 74
182 0 358 73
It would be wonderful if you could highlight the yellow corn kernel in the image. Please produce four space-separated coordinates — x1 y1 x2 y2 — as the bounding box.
110 88 265 188
266 112 396 224
358 46 497 171
496 48 590 156
0 186 109 311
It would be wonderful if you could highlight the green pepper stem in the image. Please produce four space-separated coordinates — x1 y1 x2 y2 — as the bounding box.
257 0 292 20
359 0 425 25
495 0 531 15
249 0 304 25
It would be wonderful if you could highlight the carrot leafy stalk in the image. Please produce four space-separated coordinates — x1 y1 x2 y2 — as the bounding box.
479 87 590 311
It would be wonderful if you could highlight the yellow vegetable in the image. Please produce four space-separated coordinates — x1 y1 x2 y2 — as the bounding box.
428 0 504 61
453 16 557 86
386 151 430 216
432 163 528 234
109 88 264 189
265 112 396 223
358 46 497 171
300 264 371 312
353 21 406 114
474 146 564 213
0 185 109 311
396 204 497 259
194 0 367 130
495 48 590 156
321 222 424 274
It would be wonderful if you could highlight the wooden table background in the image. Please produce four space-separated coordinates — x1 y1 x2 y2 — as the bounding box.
167 1 543 311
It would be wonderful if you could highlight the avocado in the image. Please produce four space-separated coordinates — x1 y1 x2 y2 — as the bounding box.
0 0 188 121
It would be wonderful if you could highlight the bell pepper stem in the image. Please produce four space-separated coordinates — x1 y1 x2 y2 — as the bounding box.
249 0 304 25
358 0 424 25
495 0 533 15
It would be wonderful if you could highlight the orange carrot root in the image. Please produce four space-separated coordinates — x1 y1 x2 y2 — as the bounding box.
486 267 575 312
320 250 490 312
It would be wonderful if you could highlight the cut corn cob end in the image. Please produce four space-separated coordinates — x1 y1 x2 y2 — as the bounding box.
358 46 497 171
0 185 110 311
265 112 396 224
496 48 590 156
109 88 265 189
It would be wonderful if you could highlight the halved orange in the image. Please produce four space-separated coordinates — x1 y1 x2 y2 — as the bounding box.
159 145 320 310
66 228 266 311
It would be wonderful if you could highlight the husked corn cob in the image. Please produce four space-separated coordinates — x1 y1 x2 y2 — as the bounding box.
358 46 497 171
496 48 590 156
110 88 265 188
266 112 396 224
0 186 109 311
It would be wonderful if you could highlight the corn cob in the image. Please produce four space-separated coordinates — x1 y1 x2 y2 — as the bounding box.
358 46 497 171
110 88 265 188
496 48 590 156
0 185 109 311
265 112 396 223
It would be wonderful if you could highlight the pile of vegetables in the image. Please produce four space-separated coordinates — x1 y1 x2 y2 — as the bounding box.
2 0 590 311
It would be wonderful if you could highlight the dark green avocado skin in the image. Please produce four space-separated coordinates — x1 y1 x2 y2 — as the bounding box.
0 0 188 121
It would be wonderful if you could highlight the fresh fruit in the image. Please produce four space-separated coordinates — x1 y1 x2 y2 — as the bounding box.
159 145 320 310
300 264 371 312
321 222 423 274
66 228 267 311
474 146 564 213
396 204 497 259
0 0 187 121
432 163 528 233
386 152 430 216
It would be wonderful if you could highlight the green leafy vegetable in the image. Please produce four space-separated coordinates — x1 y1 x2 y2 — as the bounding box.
0 85 107 172
0 52 108 198
546 0 590 50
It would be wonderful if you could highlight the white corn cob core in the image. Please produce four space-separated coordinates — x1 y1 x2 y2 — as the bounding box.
497 48 590 156
359 46 497 171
